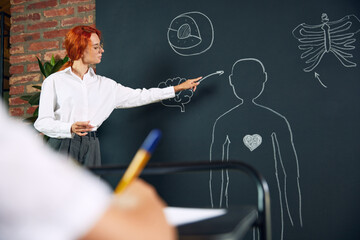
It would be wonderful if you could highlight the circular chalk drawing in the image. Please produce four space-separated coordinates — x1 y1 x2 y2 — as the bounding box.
167 11 214 56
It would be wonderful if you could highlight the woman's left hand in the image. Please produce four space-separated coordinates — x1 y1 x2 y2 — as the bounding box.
174 77 202 93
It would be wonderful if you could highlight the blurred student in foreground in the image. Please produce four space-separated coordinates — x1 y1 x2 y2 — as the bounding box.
0 102 176 240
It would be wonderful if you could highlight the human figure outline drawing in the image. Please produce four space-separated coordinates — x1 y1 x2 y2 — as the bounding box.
209 58 303 240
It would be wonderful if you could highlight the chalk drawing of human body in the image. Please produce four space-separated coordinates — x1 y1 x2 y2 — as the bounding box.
209 58 302 240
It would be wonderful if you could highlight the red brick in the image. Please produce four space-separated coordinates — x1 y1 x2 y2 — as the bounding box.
61 16 93 26
10 107 25 117
27 0 58 10
44 7 74 17
27 63 40 72
43 28 69 39
10 54 40 64
10 33 41 44
61 0 91 4
11 0 28 5
10 24 25 33
10 5 25 13
78 4 95 12
26 84 41 93
9 85 25 95
26 106 38 115
9 97 28 106
9 65 24 75
44 50 67 61
28 20 58 31
28 41 58 51
10 45 25 54
10 73 42 85
11 13 41 23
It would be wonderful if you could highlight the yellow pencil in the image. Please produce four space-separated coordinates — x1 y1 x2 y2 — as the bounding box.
114 129 162 194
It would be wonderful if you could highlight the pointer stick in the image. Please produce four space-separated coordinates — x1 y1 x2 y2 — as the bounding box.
198 70 224 83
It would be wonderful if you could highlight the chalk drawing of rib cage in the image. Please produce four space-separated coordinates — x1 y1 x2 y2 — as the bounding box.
167 11 214 56
292 13 360 72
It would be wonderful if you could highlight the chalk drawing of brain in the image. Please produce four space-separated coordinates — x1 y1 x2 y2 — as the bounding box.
158 77 193 112
167 11 214 56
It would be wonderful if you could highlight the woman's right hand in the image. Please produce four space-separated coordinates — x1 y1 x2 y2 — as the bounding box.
173 77 202 92
71 121 94 136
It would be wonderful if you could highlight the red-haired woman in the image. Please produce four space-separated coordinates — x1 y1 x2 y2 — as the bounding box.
34 25 201 166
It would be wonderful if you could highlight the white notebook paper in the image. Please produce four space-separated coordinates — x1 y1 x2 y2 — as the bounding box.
164 207 227 226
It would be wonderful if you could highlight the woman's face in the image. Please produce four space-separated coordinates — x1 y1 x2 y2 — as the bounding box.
82 33 104 65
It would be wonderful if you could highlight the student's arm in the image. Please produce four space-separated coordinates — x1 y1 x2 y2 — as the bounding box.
81 179 177 240
1 103 175 240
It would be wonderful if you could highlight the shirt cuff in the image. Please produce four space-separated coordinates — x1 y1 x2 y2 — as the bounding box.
165 86 176 99
60 122 73 138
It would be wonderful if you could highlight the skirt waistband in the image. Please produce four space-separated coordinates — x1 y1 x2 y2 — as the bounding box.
87 131 97 138
73 131 97 139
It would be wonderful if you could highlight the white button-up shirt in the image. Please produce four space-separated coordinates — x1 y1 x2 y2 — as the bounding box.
34 67 175 138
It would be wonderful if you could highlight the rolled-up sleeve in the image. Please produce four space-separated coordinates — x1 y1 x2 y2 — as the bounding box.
34 78 73 138
114 84 175 109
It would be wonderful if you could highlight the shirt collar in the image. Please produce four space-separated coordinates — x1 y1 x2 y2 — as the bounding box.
65 66 96 81
87 67 96 77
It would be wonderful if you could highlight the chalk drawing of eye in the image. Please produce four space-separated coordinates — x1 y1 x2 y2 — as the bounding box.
167 11 214 56
168 16 202 49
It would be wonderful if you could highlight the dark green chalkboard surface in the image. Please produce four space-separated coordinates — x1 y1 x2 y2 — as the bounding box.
96 1 360 239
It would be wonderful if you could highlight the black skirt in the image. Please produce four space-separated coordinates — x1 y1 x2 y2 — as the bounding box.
47 132 101 167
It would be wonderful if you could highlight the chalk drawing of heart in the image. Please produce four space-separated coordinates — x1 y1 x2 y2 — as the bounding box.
243 134 262 151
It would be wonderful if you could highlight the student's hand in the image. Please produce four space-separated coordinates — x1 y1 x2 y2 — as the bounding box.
114 179 177 240
174 77 202 92
81 179 177 240
71 121 94 136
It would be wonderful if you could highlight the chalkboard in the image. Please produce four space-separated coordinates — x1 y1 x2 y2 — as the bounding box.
96 1 360 240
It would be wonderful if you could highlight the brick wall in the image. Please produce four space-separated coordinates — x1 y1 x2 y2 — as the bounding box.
9 0 96 118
